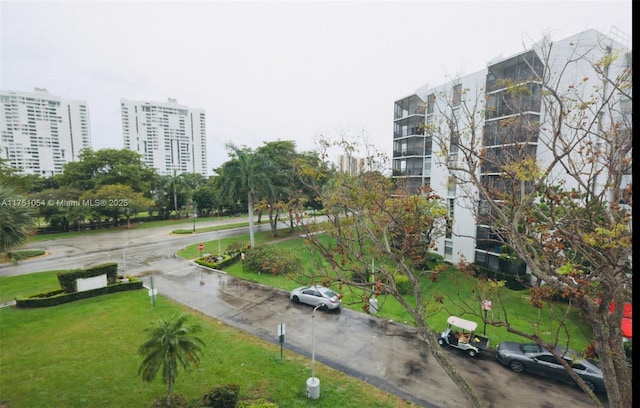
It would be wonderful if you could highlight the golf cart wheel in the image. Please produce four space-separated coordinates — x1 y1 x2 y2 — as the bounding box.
467 349 477 357
437 338 445 346
509 360 525 373
292 296 300 303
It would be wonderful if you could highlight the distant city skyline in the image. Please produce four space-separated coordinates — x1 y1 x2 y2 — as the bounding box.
1 1 632 174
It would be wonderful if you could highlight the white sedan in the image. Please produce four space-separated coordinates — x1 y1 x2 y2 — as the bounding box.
289 285 342 310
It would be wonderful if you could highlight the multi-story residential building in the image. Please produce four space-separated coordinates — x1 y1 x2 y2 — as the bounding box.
121 98 207 176
337 154 365 176
392 29 632 274
0 88 92 176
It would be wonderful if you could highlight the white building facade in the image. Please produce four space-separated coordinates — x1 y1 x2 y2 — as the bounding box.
121 98 208 176
0 88 92 175
337 154 365 176
392 29 632 273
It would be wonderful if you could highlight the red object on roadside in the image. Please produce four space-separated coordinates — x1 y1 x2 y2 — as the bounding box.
607 301 632 338
621 317 632 339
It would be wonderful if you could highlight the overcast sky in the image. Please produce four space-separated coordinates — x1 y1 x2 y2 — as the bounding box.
1 0 632 175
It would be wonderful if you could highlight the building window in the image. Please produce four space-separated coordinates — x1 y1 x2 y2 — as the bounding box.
444 240 453 260
446 198 454 238
453 84 462 107
427 93 435 114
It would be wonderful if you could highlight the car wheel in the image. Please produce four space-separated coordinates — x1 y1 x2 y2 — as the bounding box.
509 360 525 373
292 295 300 303
468 349 477 357
583 380 595 392
437 338 445 346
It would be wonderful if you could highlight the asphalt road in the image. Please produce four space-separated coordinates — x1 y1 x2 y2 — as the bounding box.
1 219 608 407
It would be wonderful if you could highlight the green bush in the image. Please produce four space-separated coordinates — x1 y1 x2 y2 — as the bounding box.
195 253 240 270
202 383 240 408
243 245 301 275
394 275 412 295
225 241 248 255
56 262 119 291
173 229 195 235
472 263 529 290
624 340 632 365
15 281 143 308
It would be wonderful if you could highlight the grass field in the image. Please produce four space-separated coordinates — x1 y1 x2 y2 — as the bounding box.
180 230 594 353
0 272 418 408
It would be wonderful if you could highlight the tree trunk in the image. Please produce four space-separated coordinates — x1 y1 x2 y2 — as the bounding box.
589 308 632 408
421 329 486 408
247 193 255 248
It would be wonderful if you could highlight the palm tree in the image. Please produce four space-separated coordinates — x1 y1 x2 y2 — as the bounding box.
138 313 205 406
0 185 36 262
163 171 187 218
220 144 274 248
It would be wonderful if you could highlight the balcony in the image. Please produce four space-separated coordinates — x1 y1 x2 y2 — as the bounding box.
394 94 426 120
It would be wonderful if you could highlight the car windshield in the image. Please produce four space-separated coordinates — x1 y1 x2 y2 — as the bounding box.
520 344 543 354
323 289 336 298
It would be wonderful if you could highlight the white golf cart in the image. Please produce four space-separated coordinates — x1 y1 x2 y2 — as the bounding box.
437 316 489 357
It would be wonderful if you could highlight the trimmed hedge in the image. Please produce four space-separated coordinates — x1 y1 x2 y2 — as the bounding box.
57 262 119 292
15 280 143 308
194 252 241 270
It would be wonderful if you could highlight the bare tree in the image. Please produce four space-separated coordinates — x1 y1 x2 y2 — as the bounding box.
293 140 488 407
426 31 632 407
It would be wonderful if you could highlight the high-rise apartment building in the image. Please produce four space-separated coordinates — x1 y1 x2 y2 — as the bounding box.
392 29 632 273
337 154 365 176
0 88 92 176
121 98 207 176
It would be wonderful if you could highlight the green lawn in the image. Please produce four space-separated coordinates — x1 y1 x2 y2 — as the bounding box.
28 215 247 242
184 230 594 353
0 272 417 408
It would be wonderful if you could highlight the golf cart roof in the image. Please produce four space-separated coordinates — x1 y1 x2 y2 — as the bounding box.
447 316 478 332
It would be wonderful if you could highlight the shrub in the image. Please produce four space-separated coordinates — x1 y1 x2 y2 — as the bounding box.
472 263 529 290
195 253 241 270
394 274 412 295
225 241 248 255
202 383 240 408
624 340 632 365
173 229 194 235
243 245 301 275
15 280 143 308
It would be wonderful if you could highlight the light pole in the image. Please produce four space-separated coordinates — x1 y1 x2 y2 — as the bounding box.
192 200 197 232
306 304 322 399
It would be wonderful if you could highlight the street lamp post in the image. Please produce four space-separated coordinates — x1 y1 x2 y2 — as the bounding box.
192 200 197 232
306 304 322 399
